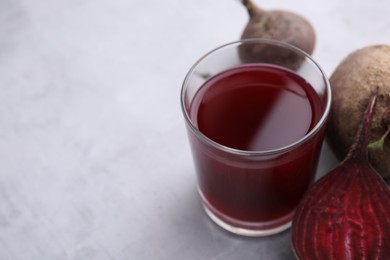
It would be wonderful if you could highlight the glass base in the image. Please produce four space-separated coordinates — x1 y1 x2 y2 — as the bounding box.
199 190 293 237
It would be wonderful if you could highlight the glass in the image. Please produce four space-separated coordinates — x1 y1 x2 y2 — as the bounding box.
181 39 331 237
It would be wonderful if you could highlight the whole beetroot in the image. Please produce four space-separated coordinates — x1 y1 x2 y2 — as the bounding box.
328 45 390 178
239 0 316 69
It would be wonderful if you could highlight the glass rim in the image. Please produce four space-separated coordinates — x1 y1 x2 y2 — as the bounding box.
180 38 332 156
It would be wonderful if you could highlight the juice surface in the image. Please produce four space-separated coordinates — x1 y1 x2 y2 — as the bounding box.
190 64 322 151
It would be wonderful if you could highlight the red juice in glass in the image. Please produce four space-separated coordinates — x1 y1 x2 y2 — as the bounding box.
189 63 323 223
181 39 330 236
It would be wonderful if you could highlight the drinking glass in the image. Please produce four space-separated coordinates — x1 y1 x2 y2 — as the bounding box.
181 39 331 236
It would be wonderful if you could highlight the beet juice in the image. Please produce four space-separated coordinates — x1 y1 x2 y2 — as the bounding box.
187 64 325 229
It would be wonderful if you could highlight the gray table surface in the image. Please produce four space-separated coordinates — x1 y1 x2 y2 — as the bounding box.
1 0 389 259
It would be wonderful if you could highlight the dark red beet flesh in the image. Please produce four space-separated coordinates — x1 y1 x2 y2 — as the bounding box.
292 90 390 259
